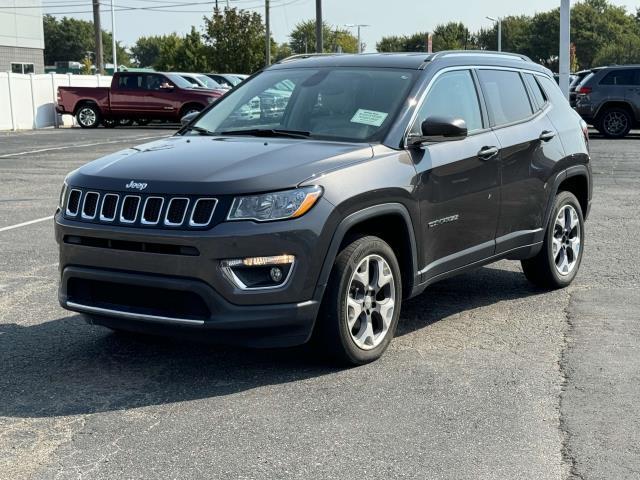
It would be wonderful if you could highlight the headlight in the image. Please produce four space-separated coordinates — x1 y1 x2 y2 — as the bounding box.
227 186 322 222
58 181 68 209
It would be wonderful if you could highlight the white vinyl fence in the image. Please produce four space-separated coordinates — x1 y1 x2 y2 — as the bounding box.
0 73 112 131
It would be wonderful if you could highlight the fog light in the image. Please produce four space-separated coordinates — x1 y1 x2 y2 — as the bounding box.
270 267 283 282
221 255 295 290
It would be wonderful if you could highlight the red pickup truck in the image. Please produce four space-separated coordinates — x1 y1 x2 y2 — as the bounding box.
56 72 226 128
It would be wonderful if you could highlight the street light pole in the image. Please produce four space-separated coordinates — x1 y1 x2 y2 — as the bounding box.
486 16 501 52
345 24 370 54
559 0 571 99
110 0 117 72
265 0 271 66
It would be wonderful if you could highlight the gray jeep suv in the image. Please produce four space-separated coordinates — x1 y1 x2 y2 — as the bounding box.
574 65 640 138
56 52 592 364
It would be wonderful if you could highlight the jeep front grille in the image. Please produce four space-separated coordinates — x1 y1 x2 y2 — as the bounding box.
62 189 219 230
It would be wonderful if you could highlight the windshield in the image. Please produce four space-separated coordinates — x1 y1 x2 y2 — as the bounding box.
196 74 223 90
166 73 196 89
189 67 417 142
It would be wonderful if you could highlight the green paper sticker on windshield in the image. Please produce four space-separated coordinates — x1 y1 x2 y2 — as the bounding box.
350 109 388 127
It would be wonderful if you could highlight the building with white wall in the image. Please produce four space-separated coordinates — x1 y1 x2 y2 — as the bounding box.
0 0 45 74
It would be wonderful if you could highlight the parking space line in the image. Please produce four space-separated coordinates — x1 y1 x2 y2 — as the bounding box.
0 216 53 233
0 134 168 159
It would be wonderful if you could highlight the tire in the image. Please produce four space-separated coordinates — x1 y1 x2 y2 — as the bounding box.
314 235 402 365
76 103 100 128
180 104 203 118
521 191 584 289
597 107 632 138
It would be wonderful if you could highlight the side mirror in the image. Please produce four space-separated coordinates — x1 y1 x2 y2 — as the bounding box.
408 116 468 145
180 111 199 126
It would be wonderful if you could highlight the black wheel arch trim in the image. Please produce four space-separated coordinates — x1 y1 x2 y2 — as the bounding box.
312 202 419 303
542 164 591 234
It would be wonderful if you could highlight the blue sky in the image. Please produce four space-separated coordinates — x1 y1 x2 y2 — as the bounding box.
45 0 640 51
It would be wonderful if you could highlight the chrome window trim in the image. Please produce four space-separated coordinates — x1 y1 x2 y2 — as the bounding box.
221 258 296 291
65 189 83 216
99 193 119 222
189 198 218 227
81 191 100 220
119 195 141 224
403 65 554 147
164 197 190 226
141 196 165 225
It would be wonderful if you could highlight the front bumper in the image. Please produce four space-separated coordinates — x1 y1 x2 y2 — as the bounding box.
59 266 319 347
55 198 337 346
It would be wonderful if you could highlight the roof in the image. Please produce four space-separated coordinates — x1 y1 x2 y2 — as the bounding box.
271 50 543 72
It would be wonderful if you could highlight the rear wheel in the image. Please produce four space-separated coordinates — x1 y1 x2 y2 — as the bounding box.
76 104 100 128
521 191 584 289
597 107 632 138
314 235 402 365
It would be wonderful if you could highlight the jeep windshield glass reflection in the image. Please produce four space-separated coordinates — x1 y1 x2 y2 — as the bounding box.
187 67 417 142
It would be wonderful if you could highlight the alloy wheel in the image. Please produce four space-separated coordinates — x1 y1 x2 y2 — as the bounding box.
345 254 396 350
78 107 97 127
552 204 581 276
603 111 628 137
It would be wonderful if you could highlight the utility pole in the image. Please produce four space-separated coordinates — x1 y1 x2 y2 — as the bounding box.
265 0 271 66
559 0 571 99
92 0 104 73
110 0 117 72
315 0 323 53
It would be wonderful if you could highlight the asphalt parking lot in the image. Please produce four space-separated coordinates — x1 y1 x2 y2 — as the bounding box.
1 126 639 480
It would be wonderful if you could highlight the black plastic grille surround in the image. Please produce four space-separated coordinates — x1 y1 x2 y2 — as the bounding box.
63 188 219 230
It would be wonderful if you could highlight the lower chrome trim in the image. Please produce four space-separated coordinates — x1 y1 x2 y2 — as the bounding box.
65 301 205 326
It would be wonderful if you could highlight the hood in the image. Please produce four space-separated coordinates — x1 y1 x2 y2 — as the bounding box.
68 135 373 195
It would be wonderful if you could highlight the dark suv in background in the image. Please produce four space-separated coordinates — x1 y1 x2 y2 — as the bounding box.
574 65 640 138
56 51 591 365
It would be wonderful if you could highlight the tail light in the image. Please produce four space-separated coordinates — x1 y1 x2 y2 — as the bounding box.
578 86 592 95
580 119 589 149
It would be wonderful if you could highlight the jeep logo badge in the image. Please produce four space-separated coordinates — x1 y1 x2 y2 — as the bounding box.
125 180 148 191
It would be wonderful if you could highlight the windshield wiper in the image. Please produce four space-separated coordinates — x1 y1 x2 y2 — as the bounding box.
219 128 311 139
183 125 216 136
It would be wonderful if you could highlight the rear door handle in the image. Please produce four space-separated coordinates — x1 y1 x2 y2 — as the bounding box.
478 146 499 160
539 130 556 142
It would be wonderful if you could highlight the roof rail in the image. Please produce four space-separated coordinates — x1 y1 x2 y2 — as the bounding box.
276 53 343 64
427 50 532 62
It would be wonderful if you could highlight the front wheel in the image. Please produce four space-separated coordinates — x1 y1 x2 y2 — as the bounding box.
76 104 100 128
314 235 402 365
521 191 584 289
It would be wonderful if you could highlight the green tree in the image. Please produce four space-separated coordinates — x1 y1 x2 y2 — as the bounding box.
131 35 165 67
203 7 266 74
289 20 358 54
43 14 130 67
375 35 405 52
175 26 209 71
273 42 293 62
432 22 473 51
154 33 184 71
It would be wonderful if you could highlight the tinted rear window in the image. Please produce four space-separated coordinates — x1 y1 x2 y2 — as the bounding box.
523 73 547 110
477 70 533 126
600 70 635 86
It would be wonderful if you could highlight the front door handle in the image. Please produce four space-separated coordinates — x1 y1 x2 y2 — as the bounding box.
478 146 499 160
539 130 556 142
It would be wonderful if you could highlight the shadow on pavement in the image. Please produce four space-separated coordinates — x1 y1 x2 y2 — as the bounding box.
0 265 543 419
